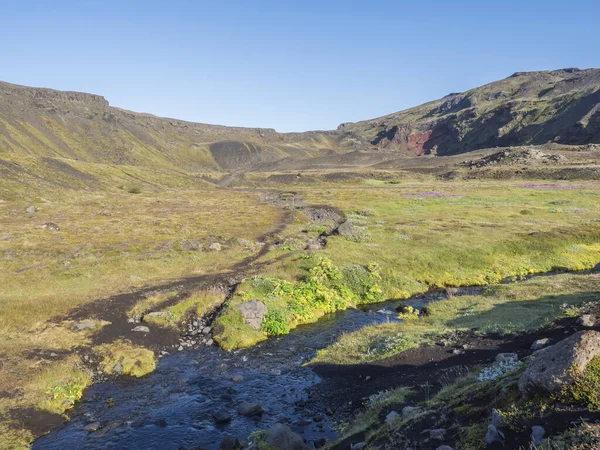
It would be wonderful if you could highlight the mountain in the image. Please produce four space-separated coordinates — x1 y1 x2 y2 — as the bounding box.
341 68 600 155
1 68 600 174
0 81 367 173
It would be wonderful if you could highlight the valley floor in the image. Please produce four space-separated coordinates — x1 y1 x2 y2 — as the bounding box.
1 163 600 449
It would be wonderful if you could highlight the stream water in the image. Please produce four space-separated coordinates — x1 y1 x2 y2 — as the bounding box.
33 297 416 450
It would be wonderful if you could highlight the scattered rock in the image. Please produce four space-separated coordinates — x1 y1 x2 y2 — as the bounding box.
531 425 545 445
452 349 465 355
577 314 595 327
83 422 101 432
530 338 551 351
236 238 252 247
219 436 242 450
209 242 222 251
212 409 232 424
350 443 367 450
202 326 212 335
428 428 446 440
519 330 600 395
485 424 505 444
132 325 150 333
495 352 518 364
385 411 400 423
181 240 203 251
98 210 112 216
154 418 168 428
266 423 310 450
237 401 264 417
491 408 504 428
112 362 123 374
238 300 268 330
336 221 356 237
402 406 421 416
25 205 36 214
74 320 97 331
42 222 60 231
445 287 458 297
206 338 214 346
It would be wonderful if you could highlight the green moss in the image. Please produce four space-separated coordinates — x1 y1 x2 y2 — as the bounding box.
213 308 266 351
95 341 156 377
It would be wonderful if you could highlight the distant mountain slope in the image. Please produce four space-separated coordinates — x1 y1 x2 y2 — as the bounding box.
0 81 366 172
1 68 599 173
339 68 600 155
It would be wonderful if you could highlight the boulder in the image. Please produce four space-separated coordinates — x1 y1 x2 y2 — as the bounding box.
530 338 551 351
237 401 264 417
238 300 267 330
336 221 356 237
577 314 595 327
42 222 60 231
219 436 242 450
25 205 36 214
83 422 101 432
491 408 504 428
429 429 446 440
485 424 505 444
266 423 310 450
531 425 545 445
436 447 455 450
519 331 600 395
132 325 150 333
209 242 222 251
402 406 421 416
212 409 232 424
385 411 400 423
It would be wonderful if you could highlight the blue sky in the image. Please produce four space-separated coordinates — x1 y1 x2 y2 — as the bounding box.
1 1 599 132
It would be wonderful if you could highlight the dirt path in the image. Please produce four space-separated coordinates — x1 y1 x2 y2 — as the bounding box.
54 190 345 353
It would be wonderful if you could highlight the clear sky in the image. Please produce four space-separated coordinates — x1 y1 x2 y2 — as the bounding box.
1 1 599 132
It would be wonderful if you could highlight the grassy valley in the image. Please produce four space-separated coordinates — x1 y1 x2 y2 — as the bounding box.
1 74 600 449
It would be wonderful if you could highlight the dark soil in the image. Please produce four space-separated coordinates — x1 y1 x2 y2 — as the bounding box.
310 317 600 450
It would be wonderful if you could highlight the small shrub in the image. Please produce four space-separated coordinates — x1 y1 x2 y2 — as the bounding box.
397 305 420 321
261 309 290 336
127 186 142 194
559 356 600 410
48 382 86 407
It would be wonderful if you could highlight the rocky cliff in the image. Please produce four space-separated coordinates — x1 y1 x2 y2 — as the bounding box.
339 68 600 155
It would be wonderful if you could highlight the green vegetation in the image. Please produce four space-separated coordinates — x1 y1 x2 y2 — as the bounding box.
213 309 267 351
95 341 156 377
559 356 600 410
312 273 600 365
144 290 225 327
